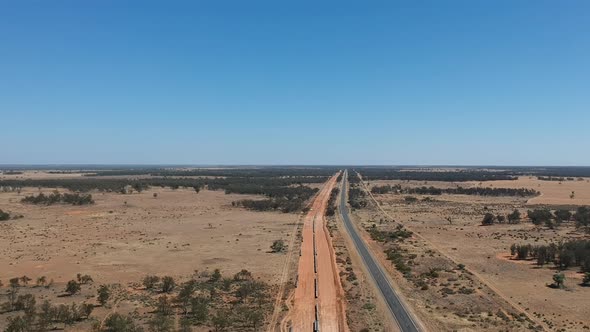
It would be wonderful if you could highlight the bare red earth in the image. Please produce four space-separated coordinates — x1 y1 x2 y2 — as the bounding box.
288 174 348 332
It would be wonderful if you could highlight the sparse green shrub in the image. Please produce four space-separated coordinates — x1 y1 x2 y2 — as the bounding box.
65 280 80 295
161 276 175 293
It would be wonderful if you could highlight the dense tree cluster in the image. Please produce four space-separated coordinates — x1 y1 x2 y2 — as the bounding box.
348 187 367 210
479 211 520 226
220 182 315 196
21 192 94 205
325 187 340 216
510 239 590 272
233 185 318 213
371 185 539 197
524 207 589 229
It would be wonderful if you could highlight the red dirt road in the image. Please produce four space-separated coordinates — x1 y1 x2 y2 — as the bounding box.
287 174 348 332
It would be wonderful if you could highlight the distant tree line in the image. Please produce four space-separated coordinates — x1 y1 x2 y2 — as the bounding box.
21 192 94 205
526 167 590 178
356 169 516 182
1 171 23 175
325 188 340 216
0 176 325 194
84 167 338 178
354 166 590 181
12 165 589 178
510 239 590 272
371 184 539 197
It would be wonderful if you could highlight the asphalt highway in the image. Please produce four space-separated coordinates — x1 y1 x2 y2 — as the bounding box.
338 170 421 332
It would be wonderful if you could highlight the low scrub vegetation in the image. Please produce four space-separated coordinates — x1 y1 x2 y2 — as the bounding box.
1 269 272 331
136 270 271 331
325 187 339 216
270 239 286 253
368 224 413 243
367 224 415 278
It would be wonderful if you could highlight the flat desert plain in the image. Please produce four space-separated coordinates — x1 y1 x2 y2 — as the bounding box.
0 184 300 330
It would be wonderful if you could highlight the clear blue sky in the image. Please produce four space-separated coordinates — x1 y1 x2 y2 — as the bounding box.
1 1 589 165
